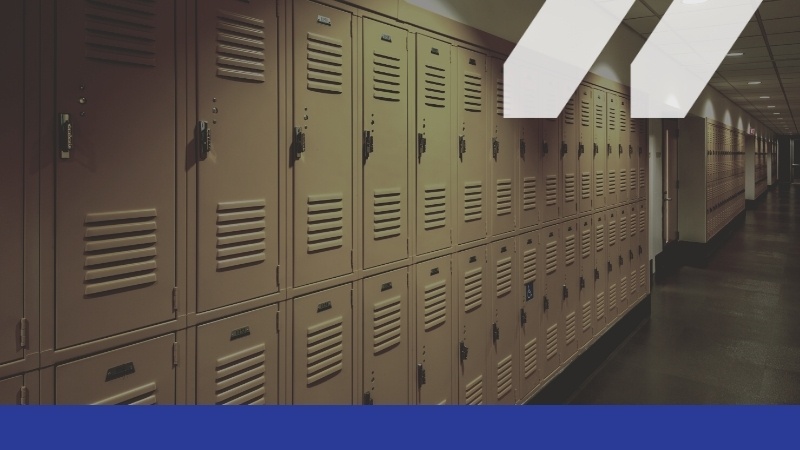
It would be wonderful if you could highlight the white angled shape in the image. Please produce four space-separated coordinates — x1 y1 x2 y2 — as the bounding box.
632 0 763 118
504 0 635 119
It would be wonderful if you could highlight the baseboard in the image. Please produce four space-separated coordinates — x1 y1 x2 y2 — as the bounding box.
746 189 768 210
676 210 745 268
655 241 681 283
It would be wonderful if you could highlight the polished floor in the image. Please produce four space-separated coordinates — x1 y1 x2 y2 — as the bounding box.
568 185 800 404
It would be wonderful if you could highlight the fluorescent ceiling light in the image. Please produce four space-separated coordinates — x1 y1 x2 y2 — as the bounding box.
760 96 770 99
727 52 744 57
748 81 762 85
768 106 776 108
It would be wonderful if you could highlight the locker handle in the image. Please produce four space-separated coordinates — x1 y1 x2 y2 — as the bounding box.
638 146 643 155
520 138 526 156
608 261 613 272
594 268 600 280
418 133 427 160
579 142 585 156
542 141 549 154
293 127 306 160
639 245 643 255
363 392 374 405
543 295 550 311
629 144 634 155
630 250 634 260
619 144 623 156
492 138 500 160
619 255 624 266
493 323 500 342
562 285 569 299
580 276 586 289
520 308 528 326
561 142 568 156
593 143 599 155
417 364 427 387
607 144 612 155
58 113 74 159
458 135 466 160
198 121 213 160
363 131 374 163
460 341 469 361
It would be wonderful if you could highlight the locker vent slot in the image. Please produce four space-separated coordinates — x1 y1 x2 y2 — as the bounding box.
496 179 512 217
545 175 558 206
307 32 344 94
608 221 617 247
215 344 267 405
83 209 158 296
84 0 157 67
372 296 402 354
630 116 638 134
581 229 592 260
423 64 447 108
495 78 504 116
608 170 616 195
594 103 605 129
523 248 537 283
564 233 576 267
465 375 483 405
630 270 638 295
373 188 402 240
423 280 448 331
496 257 512 297
307 194 344 253
608 104 617 131
619 170 627 193
630 168 637 193
497 355 513 400
609 283 617 311
596 292 605 320
463 182 483 223
620 106 628 133
216 200 267 270
463 72 483 112
595 171 604 197
423 185 447 230
564 97 576 125
595 225 605 252
564 173 576 204
639 170 646 191
619 216 627 242
372 51 402 102
581 172 591 200
639 211 646 234
545 324 558 361
565 312 577 345
93 382 158 405
580 97 591 127
216 10 267 82
582 301 592 332
523 338 538 378
306 316 344 385
639 264 647 288
545 241 557 275
620 276 628 301
464 268 483 313
523 177 537 211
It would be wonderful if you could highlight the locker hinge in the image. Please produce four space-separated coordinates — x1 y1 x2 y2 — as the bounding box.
350 250 354 269
580 276 586 289
276 310 280 332
492 138 500 160
276 265 280 287
363 130 374 163
418 133 427 160
417 364 427 387
19 318 28 349
350 289 354 307
19 386 28 406
520 309 527 326
492 323 500 342
449 230 453 245
350 20 352 37
172 342 180 367
459 341 469 361
520 138 526 156
458 135 466 160
363 392 374 405
172 287 178 312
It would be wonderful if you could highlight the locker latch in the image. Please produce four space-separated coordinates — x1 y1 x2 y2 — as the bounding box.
363 392 374 405
580 276 586 289
293 127 306 160
593 143 599 155
607 144 612 155
520 308 528 326
417 364 427 387
630 250 634 261
629 144 634 155
579 143 585 156
460 341 469 361
594 268 600 280
363 131 374 163
458 135 467 160
562 285 569 299
492 323 500 342
619 255 624 266
639 245 643 255
198 121 212 160
543 295 550 311
608 261 613 272
561 142 568 156
492 138 500 160
58 113 74 159
418 133 427 160
520 138 526 156
619 144 623 156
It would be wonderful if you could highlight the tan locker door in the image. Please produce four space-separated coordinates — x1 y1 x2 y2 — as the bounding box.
619 96 630 203
0 375 23 405
541 117 560 223
457 247 488 405
518 231 541 399
196 0 280 312
639 201 649 299
196 305 279 405
292 1 353 287
55 335 176 404
577 217 594 349
605 210 619 321
456 48 488 244
416 35 453 256
562 91 579 218
362 19 409 269
54 1 177 348
519 120 541 228
292 283 352 404
363 268 409 405
606 93 619 206
629 111 639 200
416 256 453 405
593 213 607 334
540 225 561 380
490 57 516 236
628 204 639 309
592 89 607 208
639 119 648 200
560 221 579 362
617 207 630 313
488 239 517 404
0 0 24 366
577 85 593 214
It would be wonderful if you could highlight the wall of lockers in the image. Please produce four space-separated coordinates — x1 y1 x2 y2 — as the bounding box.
1 0 650 405
753 137 771 199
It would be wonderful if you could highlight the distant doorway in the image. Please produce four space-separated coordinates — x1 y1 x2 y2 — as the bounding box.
662 119 679 245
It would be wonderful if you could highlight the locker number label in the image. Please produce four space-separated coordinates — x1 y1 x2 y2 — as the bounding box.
105 362 136 382
230 327 251 341
317 15 332 26
317 301 333 313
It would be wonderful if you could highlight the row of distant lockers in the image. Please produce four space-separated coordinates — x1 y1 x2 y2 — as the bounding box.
1 203 649 405
0 0 650 372
703 122 745 242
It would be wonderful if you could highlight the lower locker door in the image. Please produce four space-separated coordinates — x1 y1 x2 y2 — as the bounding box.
55 334 176 405
605 210 619 321
561 222 579 363
617 207 630 313
293 284 353 405
196 305 279 405
0 375 24 405
578 217 594 349
628 204 639 310
416 256 453 405
639 201 649 300
541 225 561 380
458 248 488 405
363 269 409 405
593 213 607 334
518 231 541 399
488 239 518 404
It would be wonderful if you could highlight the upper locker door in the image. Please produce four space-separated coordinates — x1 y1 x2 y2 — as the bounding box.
541 116 560 223
196 0 280 312
638 119 648 201
416 256 453 405
592 213 607 334
629 108 639 201
489 57 516 236
0 0 24 366
617 206 630 313
292 1 353 287
517 231 540 399
54 0 176 348
605 209 619 321
362 19 409 269
618 96 630 203
416 35 453 256
577 85 593 213
560 221 579 363
561 90 578 219
577 217 593 349
606 93 619 206
488 239 517 404
457 247 488 405
540 225 561 380
593 89 607 209
456 48 488 244
519 120 540 229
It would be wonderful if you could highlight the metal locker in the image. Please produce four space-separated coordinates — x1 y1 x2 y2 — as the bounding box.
292 283 353 405
489 57 517 236
592 213 607 334
456 48 488 244
415 256 453 405
362 268 409 405
628 203 639 309
605 210 619 322
617 206 630 313
1 0 24 367
0 375 24 405
517 231 541 398
592 89 607 208
519 119 541 229
561 91 579 218
196 305 279 405
55 334 176 404
54 0 177 348
541 117 560 223
606 92 619 206
638 201 649 300
560 221 579 362
292 1 354 287
577 217 594 349
618 96 630 203
457 247 488 405
638 119 648 201
540 225 561 380
629 110 639 200
416 35 453 256
488 239 518 404
577 85 593 213
196 0 280 312
362 18 409 269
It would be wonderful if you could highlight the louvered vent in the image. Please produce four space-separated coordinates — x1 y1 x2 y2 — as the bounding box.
306 316 344 385
619 216 627 242
545 240 558 275
497 355 513 400
523 338 538 378
608 283 617 311
639 210 646 234
464 267 483 313
620 276 628 302
595 224 605 253
307 194 344 253
464 182 483 223
546 324 558 361
595 101 605 129
373 188 402 240
496 257 512 297
620 105 628 133
465 375 483 405
608 101 617 131
595 171 605 197
463 72 483 112
216 200 267 271
423 280 447 331
565 233 576 267
581 228 592 260
565 173 576 204
496 77 504 116
307 32 344 94
631 115 638 134
596 292 605 320
546 175 558 206
629 168 637 194
608 170 616 195
608 220 617 247
214 344 267 405
423 64 447 108
639 264 647 288
373 51 402 102
581 172 591 200
423 185 447 230
84 209 158 296
630 270 638 296
581 95 591 127
620 170 627 194
564 97 576 125
372 296 402 354
523 248 537 283
565 312 576 346
639 170 645 192
216 10 266 82
582 301 592 333
84 0 156 67
496 179 512 217
523 177 537 211
93 383 157 405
